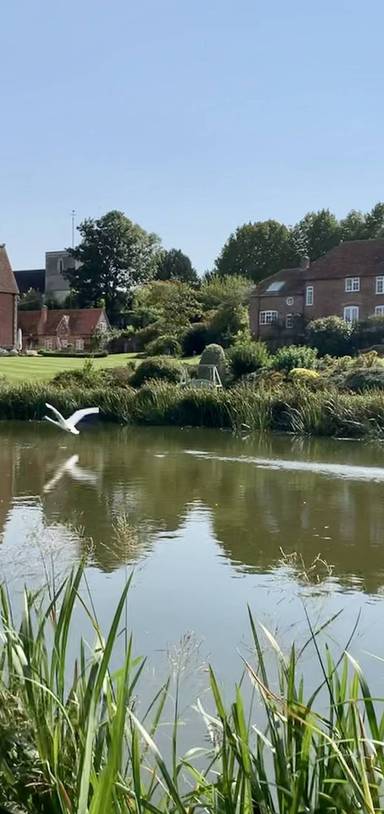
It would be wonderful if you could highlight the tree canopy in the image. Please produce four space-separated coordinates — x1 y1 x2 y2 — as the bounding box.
214 202 384 284
215 220 297 283
155 248 198 283
65 210 161 323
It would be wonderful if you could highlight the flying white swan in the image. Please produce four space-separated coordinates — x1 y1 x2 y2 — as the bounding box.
44 403 100 435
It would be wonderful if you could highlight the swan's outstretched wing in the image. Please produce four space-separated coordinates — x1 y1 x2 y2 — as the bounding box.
66 407 99 430
45 403 64 422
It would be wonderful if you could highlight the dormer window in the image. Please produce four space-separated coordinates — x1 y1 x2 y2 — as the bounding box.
345 277 360 292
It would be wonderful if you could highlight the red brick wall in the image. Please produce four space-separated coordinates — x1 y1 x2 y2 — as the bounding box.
0 293 15 348
250 293 304 341
304 275 383 322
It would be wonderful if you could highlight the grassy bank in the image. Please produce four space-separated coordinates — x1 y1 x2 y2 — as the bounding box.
0 564 383 813
0 354 200 383
1 379 384 437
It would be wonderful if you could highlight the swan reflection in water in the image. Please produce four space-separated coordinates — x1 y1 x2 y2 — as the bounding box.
43 455 98 493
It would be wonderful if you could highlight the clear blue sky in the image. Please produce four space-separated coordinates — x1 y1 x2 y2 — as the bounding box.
1 0 383 273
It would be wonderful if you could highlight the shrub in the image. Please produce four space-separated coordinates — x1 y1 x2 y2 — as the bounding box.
181 322 211 355
103 365 136 388
227 341 271 379
52 360 106 389
198 343 227 383
272 345 318 372
353 315 384 350
342 366 384 392
133 322 163 351
145 334 181 357
208 303 249 347
306 316 353 356
39 349 108 358
289 368 321 385
129 356 184 387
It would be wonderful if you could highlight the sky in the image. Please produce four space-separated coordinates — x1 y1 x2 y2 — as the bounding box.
1 0 384 274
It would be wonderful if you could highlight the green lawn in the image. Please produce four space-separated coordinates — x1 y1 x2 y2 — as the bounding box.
0 353 199 382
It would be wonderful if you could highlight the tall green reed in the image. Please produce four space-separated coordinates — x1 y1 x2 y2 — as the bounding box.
0 566 384 812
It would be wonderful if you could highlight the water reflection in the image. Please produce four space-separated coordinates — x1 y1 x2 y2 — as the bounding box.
0 422 384 593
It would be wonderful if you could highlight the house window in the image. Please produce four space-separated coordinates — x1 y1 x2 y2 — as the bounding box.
44 338 53 349
75 338 84 351
286 296 294 306
286 314 293 329
375 306 384 317
60 339 69 348
345 277 360 292
58 258 64 274
344 305 359 323
376 276 384 294
259 310 278 325
305 286 314 306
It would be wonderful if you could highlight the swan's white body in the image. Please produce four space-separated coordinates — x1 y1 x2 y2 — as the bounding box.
44 403 99 435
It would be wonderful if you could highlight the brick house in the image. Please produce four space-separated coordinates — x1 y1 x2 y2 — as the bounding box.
18 306 109 351
0 244 19 349
250 240 384 343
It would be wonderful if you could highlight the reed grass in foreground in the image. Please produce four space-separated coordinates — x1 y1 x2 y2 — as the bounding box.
0 566 384 812
2 379 384 437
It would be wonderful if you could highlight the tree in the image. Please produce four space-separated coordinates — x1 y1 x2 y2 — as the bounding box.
364 202 384 238
291 209 341 261
340 210 367 242
65 211 161 323
214 220 297 283
132 280 201 335
155 248 198 283
18 288 43 311
199 274 251 310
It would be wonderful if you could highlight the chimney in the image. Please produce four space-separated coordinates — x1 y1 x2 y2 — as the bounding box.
37 305 48 335
299 255 310 270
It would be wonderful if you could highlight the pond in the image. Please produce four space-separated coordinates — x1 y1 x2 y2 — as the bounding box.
1 421 384 696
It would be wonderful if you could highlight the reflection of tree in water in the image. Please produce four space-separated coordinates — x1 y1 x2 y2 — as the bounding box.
1 422 384 592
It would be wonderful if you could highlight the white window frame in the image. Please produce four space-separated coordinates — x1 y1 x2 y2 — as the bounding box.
375 305 384 317
345 277 360 293
376 276 384 294
75 338 85 351
44 338 53 350
286 296 294 306
343 305 359 323
305 286 314 306
259 310 278 325
286 314 294 329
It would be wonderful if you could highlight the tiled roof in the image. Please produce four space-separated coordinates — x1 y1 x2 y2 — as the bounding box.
14 269 45 294
253 267 305 297
18 308 108 336
305 240 384 280
0 245 19 294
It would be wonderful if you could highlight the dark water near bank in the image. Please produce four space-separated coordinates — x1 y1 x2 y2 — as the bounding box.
1 421 384 695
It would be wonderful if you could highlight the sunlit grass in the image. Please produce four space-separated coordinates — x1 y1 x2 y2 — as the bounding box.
0 353 199 383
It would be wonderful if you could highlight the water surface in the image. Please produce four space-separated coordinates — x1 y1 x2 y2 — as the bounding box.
1 421 384 693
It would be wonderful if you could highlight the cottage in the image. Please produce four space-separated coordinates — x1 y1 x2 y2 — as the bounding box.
18 307 109 351
0 244 19 349
250 240 384 343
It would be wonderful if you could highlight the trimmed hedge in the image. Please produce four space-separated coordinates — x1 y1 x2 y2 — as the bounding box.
129 356 184 387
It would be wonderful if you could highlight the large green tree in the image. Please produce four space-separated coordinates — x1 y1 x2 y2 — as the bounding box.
155 248 198 283
291 209 341 261
66 210 161 322
214 220 297 282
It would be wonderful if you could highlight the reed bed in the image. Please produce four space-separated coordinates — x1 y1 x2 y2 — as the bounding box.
1 379 384 437
0 565 384 812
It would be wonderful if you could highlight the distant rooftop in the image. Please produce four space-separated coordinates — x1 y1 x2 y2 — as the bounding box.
14 269 45 295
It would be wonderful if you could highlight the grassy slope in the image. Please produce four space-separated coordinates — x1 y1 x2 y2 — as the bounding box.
0 353 198 382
